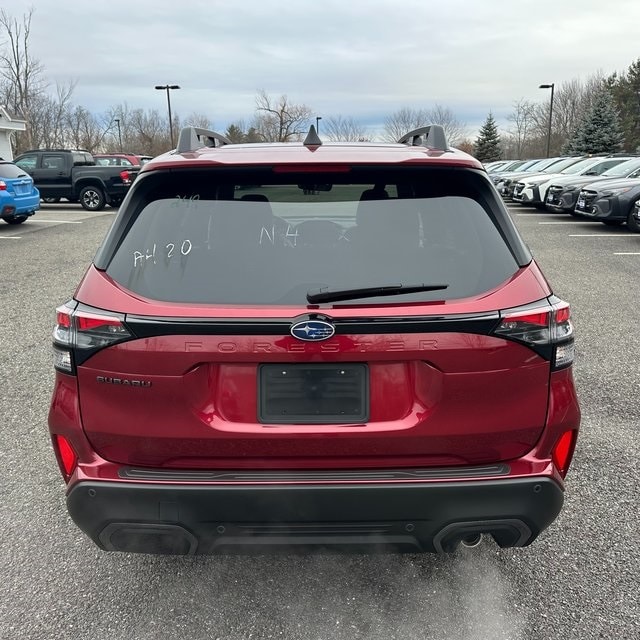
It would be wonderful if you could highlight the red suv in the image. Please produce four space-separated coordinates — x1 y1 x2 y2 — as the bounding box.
48 125 580 555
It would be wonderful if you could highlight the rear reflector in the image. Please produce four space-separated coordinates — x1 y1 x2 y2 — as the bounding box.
53 434 78 479
552 430 577 477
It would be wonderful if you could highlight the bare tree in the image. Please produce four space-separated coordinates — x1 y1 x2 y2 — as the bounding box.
0 8 46 149
182 111 212 129
383 105 466 144
531 72 607 156
504 98 536 158
383 107 427 142
324 115 368 141
426 104 467 145
128 108 170 155
253 89 313 142
64 106 107 152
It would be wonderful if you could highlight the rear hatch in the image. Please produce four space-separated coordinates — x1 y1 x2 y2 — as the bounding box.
0 163 38 208
70 165 558 469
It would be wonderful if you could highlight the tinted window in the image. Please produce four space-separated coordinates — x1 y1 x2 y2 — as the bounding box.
589 159 625 174
602 159 640 177
15 155 37 172
0 162 29 179
105 169 520 306
42 155 65 170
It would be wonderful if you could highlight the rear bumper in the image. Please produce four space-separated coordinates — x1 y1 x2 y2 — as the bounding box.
0 193 39 216
67 476 564 555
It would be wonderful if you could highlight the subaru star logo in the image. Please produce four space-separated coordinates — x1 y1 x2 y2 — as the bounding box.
290 320 335 342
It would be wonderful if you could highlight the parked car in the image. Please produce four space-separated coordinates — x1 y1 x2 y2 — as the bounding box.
13 149 139 211
487 159 528 175
94 153 153 167
496 157 571 199
510 156 588 208
490 158 543 186
545 156 638 213
0 160 40 224
93 153 141 167
48 125 580 555
631 199 640 229
513 156 640 210
573 176 640 231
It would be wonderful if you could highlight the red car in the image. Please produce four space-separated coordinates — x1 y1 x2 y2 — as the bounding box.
49 125 580 555
93 153 141 167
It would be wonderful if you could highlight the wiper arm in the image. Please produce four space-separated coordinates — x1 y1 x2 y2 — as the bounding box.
306 283 448 304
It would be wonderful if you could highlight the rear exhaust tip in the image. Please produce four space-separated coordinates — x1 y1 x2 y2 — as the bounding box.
460 533 483 548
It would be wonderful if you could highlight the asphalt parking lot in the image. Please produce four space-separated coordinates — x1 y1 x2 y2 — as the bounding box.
1 203 638 640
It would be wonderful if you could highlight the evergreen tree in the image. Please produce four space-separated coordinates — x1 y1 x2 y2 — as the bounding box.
473 113 502 162
565 90 624 154
609 59 640 152
225 123 246 143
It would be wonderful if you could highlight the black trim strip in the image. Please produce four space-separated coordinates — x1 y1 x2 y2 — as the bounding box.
124 312 501 338
118 464 510 483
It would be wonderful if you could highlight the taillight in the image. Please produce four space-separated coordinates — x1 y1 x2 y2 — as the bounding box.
493 300 574 369
552 430 577 478
53 434 78 480
120 170 131 184
0 180 6 190
53 303 131 374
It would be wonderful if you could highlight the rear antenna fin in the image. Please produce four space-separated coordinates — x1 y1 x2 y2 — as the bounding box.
397 125 450 152
304 124 322 147
176 126 231 154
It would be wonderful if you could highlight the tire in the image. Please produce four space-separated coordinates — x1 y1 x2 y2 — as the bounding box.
627 208 640 233
2 215 28 225
79 186 106 211
601 219 623 227
42 197 61 204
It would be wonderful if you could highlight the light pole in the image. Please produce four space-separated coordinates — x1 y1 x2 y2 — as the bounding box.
114 118 122 151
316 116 322 134
155 84 180 148
539 83 555 158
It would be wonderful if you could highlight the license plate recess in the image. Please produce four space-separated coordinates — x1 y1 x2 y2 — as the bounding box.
259 363 369 424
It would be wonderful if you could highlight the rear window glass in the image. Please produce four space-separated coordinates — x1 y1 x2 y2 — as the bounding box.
0 163 29 179
105 169 520 306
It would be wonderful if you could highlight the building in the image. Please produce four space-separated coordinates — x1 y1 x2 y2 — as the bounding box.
0 106 27 161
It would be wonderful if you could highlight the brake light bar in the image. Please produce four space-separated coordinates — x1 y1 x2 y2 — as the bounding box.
272 164 352 173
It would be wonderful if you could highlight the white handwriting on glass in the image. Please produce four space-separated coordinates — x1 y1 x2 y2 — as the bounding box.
133 240 192 267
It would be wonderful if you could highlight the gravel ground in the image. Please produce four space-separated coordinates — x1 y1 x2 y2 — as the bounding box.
0 205 638 640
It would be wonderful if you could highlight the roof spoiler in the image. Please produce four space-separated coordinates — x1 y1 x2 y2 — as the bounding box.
176 127 231 154
397 125 449 152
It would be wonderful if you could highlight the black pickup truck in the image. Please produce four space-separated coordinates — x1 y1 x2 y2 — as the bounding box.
13 149 139 211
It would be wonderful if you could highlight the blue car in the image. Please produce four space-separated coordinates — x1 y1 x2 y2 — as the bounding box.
0 160 40 224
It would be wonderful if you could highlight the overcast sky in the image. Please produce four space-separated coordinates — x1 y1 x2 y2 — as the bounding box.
4 0 640 139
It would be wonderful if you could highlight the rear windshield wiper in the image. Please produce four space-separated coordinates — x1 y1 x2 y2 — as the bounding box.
306 283 448 304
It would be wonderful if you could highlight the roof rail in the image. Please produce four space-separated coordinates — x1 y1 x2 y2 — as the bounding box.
176 127 231 154
397 125 449 152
